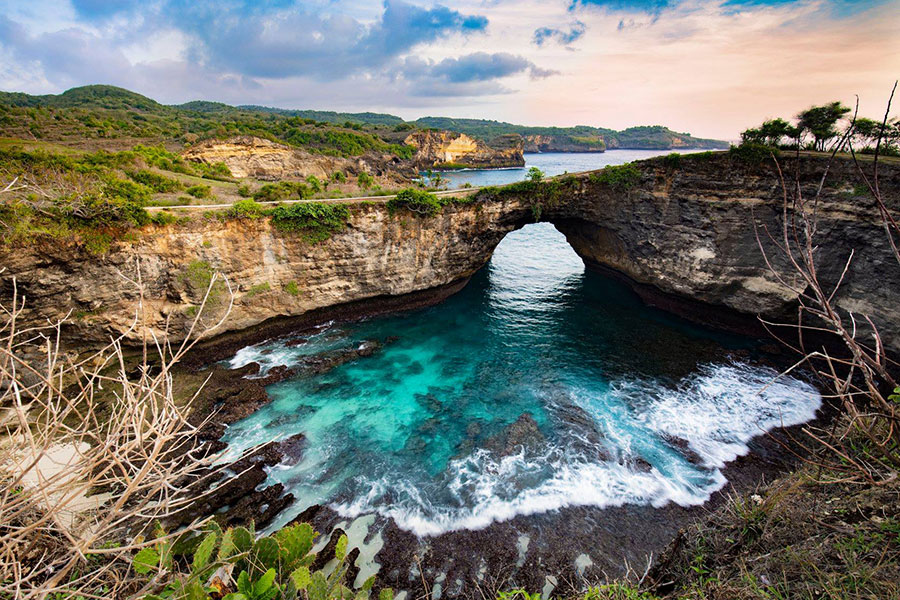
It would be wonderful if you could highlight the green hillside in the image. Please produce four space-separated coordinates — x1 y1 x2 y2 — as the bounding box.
413 117 727 150
0 86 413 159
0 85 728 153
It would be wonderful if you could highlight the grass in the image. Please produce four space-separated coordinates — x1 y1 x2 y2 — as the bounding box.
638 456 900 600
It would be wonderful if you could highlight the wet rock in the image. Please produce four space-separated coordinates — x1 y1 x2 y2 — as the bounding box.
312 528 347 571
662 434 707 466
485 413 544 457
224 482 294 529
301 340 382 375
284 337 308 347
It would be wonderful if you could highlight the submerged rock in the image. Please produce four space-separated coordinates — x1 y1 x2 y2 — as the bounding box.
485 413 544 457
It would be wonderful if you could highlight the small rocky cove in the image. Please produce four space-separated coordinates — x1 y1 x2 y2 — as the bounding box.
3 151 899 598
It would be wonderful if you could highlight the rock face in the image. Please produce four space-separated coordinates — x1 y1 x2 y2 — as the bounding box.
3 153 899 355
404 131 524 169
181 135 409 181
524 134 606 153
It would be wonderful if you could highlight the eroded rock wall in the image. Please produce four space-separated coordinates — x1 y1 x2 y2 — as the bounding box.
181 136 409 181
3 153 898 354
404 131 525 169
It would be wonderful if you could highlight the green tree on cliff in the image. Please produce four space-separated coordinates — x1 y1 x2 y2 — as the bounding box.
797 101 851 151
740 118 800 147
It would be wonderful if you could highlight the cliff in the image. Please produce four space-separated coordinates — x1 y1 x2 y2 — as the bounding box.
2 153 898 355
181 136 410 181
404 131 524 169
524 134 606 153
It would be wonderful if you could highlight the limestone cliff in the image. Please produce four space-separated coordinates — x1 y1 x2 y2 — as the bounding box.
181 136 410 181
3 153 898 354
404 131 524 169
524 134 606 153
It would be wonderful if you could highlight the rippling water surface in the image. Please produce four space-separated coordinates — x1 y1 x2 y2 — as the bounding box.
432 149 710 188
222 223 820 536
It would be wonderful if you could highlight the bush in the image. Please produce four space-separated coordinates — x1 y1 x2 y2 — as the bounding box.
386 188 443 217
130 521 394 600
269 202 350 243
589 163 642 191
237 184 253 197
149 211 178 226
225 199 266 220
253 182 311 203
663 152 682 169
186 184 212 199
331 171 346 183
357 171 373 189
526 166 544 182
729 142 779 165
305 175 322 194
127 169 184 193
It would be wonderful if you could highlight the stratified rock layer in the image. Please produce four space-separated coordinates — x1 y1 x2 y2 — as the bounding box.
181 135 408 181
3 153 898 353
404 131 525 169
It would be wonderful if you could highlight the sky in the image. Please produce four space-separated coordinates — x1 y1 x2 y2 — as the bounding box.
0 0 897 139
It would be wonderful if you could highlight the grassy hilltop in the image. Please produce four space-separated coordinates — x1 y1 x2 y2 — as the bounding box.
0 84 727 154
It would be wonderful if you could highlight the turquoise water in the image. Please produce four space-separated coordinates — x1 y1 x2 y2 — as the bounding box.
430 149 711 189
221 223 820 536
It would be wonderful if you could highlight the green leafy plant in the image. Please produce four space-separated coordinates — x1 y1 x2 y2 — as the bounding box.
132 522 392 600
526 166 543 182
226 199 266 220
186 184 213 199
589 163 641 191
386 188 442 217
269 202 350 243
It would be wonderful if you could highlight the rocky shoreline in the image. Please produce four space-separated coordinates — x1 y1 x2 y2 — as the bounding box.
178 313 830 599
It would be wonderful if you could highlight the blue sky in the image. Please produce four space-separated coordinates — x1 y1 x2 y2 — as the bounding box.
0 0 896 137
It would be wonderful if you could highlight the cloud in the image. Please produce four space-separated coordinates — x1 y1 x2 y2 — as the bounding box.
533 21 587 46
569 0 671 13
430 52 556 82
166 0 490 80
392 52 558 96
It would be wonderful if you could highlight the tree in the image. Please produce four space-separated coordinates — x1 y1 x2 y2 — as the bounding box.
797 101 851 151
526 166 544 182
852 117 900 153
741 118 800 147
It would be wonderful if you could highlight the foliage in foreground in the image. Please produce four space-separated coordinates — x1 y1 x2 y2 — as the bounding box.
133 521 393 600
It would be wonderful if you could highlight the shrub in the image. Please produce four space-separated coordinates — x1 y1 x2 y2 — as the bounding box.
331 171 346 183
305 175 322 194
663 153 682 169
130 522 393 600
127 169 184 193
149 211 178 226
253 182 311 203
589 163 642 191
284 281 300 296
186 184 213 199
237 184 253 198
225 199 266 219
357 171 373 189
386 188 443 217
526 166 544 182
729 142 779 165
269 202 350 243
